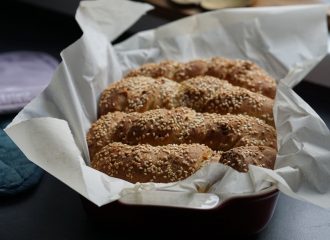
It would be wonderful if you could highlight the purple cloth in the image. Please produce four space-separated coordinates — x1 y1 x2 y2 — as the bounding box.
0 51 58 113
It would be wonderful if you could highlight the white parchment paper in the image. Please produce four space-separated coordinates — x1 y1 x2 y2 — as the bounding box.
5 0 330 208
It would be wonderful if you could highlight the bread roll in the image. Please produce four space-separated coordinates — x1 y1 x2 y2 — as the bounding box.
125 57 276 98
87 107 276 159
98 76 274 125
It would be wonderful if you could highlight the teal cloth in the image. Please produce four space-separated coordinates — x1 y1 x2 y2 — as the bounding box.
0 114 43 195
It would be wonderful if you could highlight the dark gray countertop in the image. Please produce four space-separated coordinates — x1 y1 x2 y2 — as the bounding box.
0 2 330 239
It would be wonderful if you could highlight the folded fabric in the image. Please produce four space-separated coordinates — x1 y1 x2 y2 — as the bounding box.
0 51 58 113
0 115 43 195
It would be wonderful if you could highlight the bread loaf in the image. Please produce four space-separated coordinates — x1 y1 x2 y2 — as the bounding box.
125 57 276 98
98 76 274 125
89 57 278 183
91 142 276 183
92 142 219 183
87 107 276 160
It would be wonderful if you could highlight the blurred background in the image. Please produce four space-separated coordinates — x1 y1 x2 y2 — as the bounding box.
15 0 330 88
18 0 330 16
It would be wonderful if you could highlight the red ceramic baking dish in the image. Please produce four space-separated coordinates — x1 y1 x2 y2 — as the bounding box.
81 185 279 235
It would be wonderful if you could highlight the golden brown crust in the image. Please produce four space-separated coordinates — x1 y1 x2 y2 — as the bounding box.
98 76 179 116
90 57 278 183
86 111 127 158
125 57 276 98
92 142 219 183
87 107 276 160
91 143 276 183
99 76 274 125
206 57 276 99
178 76 274 125
219 146 276 172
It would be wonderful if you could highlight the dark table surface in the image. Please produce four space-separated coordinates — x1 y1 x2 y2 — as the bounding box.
1 1 330 240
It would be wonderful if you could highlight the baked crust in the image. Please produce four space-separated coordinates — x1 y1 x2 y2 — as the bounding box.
89 57 278 183
91 143 276 183
125 57 276 98
99 76 274 125
92 142 219 183
98 76 179 116
87 107 276 161
220 146 277 172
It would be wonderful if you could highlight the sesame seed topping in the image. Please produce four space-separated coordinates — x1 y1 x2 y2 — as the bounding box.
90 57 277 182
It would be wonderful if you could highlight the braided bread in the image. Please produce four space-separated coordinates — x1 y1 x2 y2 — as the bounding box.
92 142 276 183
89 57 278 183
98 76 274 125
87 107 276 160
125 57 276 98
